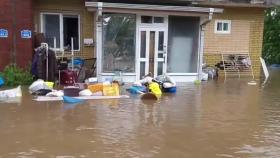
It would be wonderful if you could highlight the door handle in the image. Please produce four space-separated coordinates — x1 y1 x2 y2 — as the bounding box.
163 46 166 54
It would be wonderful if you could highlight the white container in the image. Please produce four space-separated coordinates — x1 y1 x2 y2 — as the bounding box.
202 72 209 81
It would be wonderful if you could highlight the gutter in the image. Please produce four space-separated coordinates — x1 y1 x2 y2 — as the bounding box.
198 8 217 81
85 2 224 14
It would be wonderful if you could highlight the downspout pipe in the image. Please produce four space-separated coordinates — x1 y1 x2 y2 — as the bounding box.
200 8 214 26
198 8 214 81
96 2 103 82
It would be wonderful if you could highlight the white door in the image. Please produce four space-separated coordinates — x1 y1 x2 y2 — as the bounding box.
138 28 167 79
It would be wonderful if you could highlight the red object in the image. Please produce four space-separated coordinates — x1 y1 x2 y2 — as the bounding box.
60 70 78 86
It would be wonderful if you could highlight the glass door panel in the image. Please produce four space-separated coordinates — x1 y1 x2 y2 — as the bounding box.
157 61 164 76
149 31 155 76
140 62 146 79
156 31 166 76
140 31 146 58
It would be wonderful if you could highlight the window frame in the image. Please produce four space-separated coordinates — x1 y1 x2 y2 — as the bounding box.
214 20 231 34
40 12 81 51
101 13 137 73
140 16 166 24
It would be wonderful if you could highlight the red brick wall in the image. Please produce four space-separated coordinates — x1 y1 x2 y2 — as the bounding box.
0 0 33 70
0 0 13 70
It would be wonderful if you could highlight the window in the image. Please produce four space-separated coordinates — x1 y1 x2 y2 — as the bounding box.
141 16 153 23
214 20 231 34
168 16 199 73
154 17 164 23
141 16 164 24
41 13 80 51
102 13 136 73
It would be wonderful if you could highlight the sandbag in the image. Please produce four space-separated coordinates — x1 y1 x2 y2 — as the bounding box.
79 89 93 96
46 90 64 97
29 79 50 94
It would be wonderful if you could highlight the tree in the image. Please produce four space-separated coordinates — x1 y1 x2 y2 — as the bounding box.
263 7 280 65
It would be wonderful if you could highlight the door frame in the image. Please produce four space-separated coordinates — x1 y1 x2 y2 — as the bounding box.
94 12 203 82
136 15 169 79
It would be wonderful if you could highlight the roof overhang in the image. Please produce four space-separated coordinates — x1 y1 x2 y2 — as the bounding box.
85 2 223 17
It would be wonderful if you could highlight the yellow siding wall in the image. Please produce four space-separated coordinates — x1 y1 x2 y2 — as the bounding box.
33 0 95 58
204 8 265 77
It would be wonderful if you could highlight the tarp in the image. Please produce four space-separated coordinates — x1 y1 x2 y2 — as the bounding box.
0 77 4 86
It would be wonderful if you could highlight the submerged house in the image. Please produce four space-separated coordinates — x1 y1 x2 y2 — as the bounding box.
0 0 277 82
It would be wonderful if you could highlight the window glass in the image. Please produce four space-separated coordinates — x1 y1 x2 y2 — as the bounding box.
140 31 146 58
102 13 136 73
149 31 155 75
63 15 79 50
157 62 163 76
158 53 163 58
140 62 146 79
158 31 164 51
141 16 153 23
217 22 223 31
168 16 199 73
223 23 229 31
154 17 164 23
43 14 60 48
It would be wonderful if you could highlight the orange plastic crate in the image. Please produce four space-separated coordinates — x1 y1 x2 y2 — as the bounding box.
88 83 103 93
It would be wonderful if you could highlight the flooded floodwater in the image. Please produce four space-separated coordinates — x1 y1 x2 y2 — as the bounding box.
0 70 280 158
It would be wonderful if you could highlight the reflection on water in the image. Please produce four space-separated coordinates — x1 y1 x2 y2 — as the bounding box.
0 97 22 104
0 69 280 157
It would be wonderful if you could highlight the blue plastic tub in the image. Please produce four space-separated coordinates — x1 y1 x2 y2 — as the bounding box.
0 77 4 87
127 86 147 94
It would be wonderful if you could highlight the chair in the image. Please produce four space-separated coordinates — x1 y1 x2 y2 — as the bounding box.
77 58 96 82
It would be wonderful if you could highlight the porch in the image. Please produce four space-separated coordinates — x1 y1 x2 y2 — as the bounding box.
33 0 229 82
86 2 223 82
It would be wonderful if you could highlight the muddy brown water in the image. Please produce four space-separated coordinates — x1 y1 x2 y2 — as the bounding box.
0 70 280 158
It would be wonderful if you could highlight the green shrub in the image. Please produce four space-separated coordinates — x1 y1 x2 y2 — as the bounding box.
263 7 280 64
0 64 34 87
